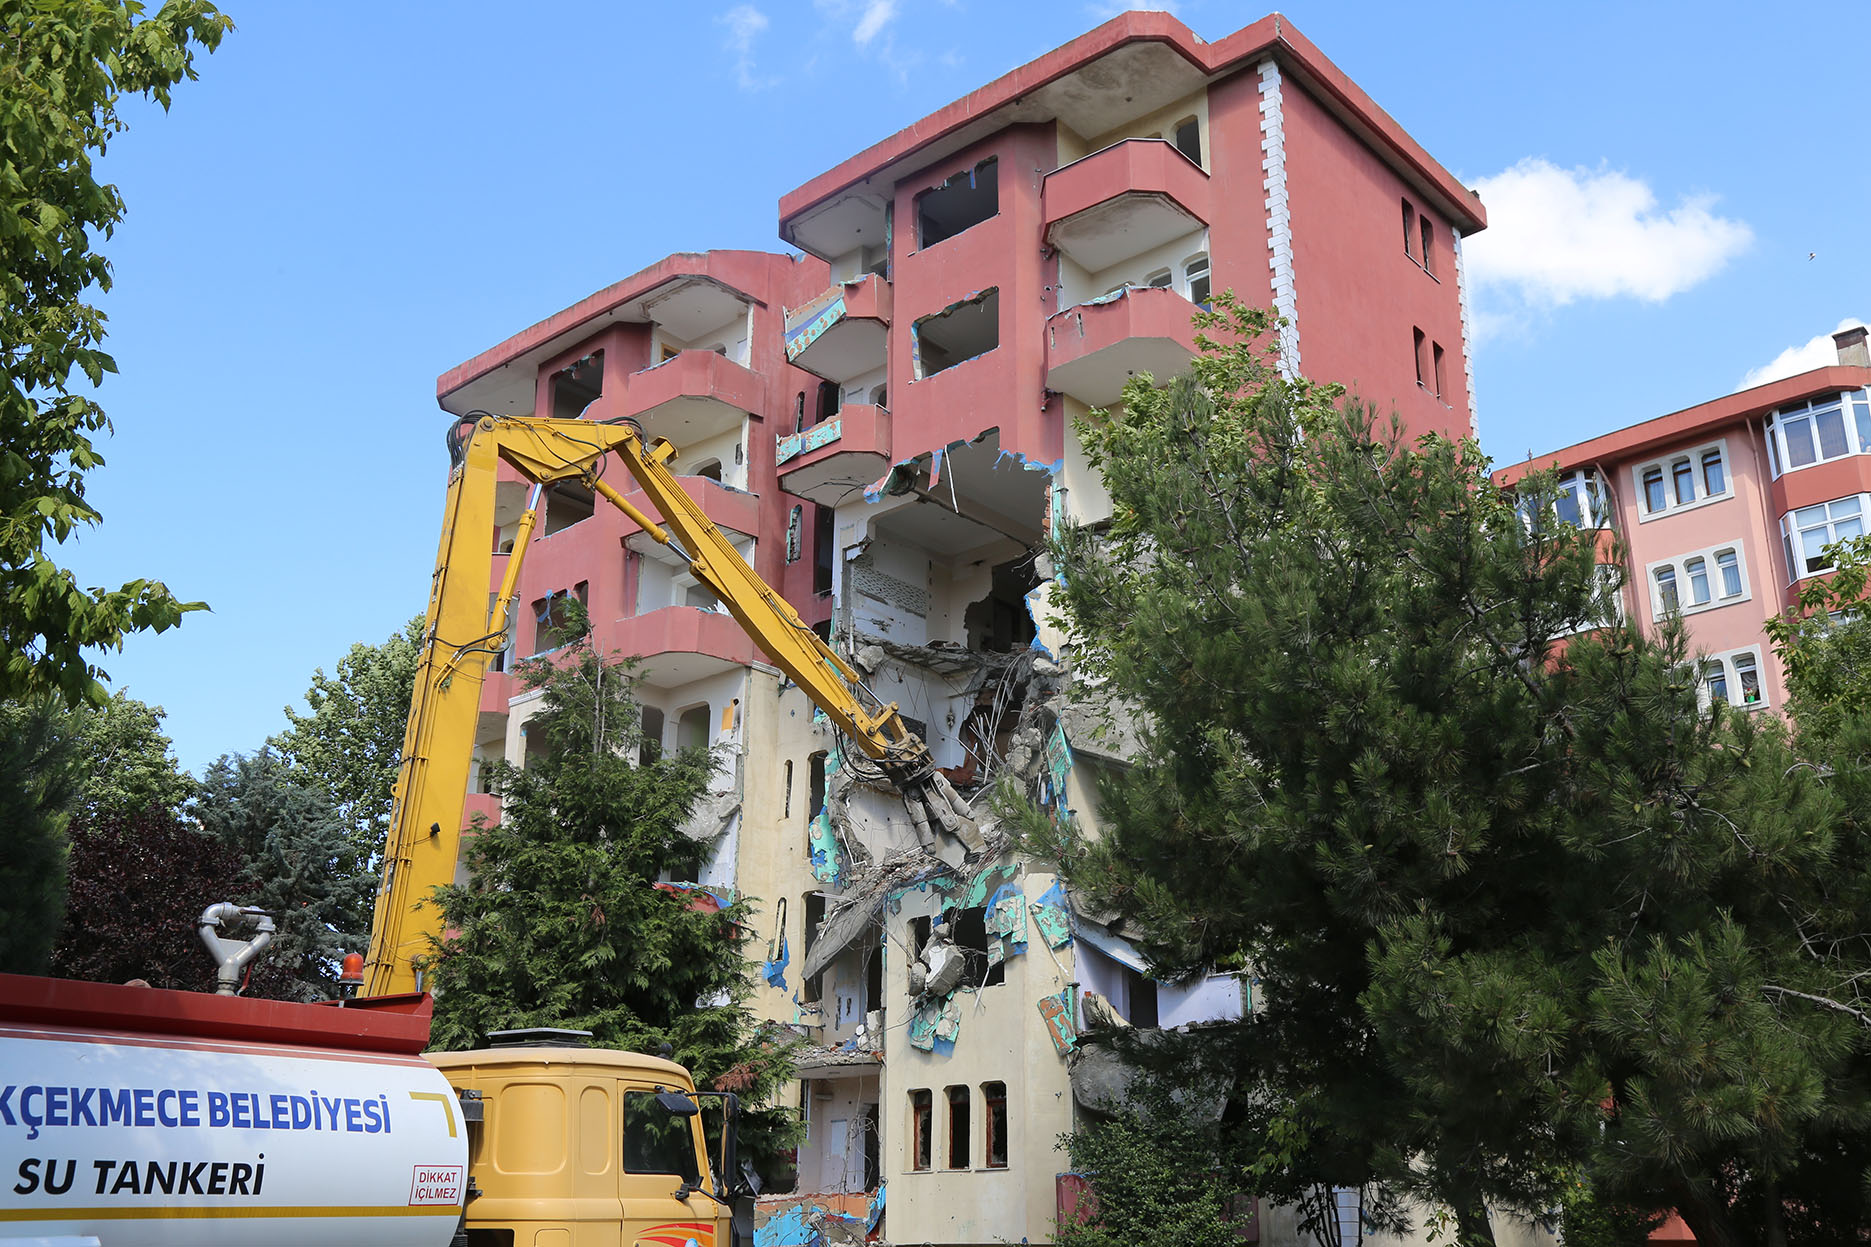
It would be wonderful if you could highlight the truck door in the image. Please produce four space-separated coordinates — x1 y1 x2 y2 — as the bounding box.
618 1086 720 1247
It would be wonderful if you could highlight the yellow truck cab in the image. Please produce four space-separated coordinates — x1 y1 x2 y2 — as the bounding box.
429 1039 742 1247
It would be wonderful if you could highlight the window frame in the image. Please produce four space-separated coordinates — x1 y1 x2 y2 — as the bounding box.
1632 437 1733 521
1781 494 1868 582
1643 542 1752 620
1764 389 1871 478
1697 645 1768 712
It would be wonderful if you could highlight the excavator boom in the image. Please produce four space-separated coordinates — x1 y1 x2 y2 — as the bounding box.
363 413 977 996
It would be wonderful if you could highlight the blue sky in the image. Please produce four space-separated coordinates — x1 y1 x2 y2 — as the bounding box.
66 0 1869 774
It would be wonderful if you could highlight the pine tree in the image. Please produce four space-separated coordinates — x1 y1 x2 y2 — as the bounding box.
0 699 76 972
424 633 797 1169
1028 293 1871 1245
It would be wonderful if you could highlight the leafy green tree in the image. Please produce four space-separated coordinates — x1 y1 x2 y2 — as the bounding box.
0 699 77 971
64 688 192 820
51 803 243 991
1764 532 1871 742
0 0 228 706
272 615 422 864
1026 294 1871 1245
193 750 373 1001
425 635 797 1170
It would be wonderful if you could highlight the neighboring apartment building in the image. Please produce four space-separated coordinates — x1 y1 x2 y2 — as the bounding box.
433 12 1498 1245
1496 326 1871 716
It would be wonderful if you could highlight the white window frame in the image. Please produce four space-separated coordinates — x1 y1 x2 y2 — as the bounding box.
1552 468 1610 529
1697 644 1768 712
1764 389 1871 479
1642 541 1753 620
1781 494 1867 583
1631 437 1732 522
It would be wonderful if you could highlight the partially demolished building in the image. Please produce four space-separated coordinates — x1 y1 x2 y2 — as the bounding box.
434 12 1487 1245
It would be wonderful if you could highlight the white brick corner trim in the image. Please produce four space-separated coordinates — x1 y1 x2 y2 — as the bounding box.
1452 226 1478 438
1258 59 1299 379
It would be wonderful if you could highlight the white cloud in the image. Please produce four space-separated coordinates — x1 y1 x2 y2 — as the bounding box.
1463 159 1752 310
1739 318 1868 391
851 0 898 44
717 4 774 90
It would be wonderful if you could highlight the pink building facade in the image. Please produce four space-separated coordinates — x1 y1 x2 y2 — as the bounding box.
1496 328 1871 716
434 13 1505 1246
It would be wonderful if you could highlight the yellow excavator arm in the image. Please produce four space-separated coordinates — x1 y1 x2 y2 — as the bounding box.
363 412 978 996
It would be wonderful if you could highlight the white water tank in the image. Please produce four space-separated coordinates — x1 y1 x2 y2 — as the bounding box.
0 975 468 1247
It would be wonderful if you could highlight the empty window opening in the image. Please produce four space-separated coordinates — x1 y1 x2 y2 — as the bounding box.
808 751 828 821
1122 965 1159 1028
814 505 836 595
965 557 1040 654
862 243 889 280
677 704 711 752
945 1087 970 1169
531 582 589 653
1431 342 1446 399
542 481 595 536
640 706 665 766
915 290 999 378
869 383 888 409
802 891 826 1005
1412 327 1427 388
550 351 604 421
1172 116 1201 164
816 380 842 425
1143 268 1173 289
685 581 718 611
1420 216 1435 275
812 618 833 645
794 391 806 433
909 1090 932 1171
1401 200 1416 260
786 505 804 564
931 905 1004 990
1184 253 1211 308
916 158 998 249
982 1083 1007 1169
782 760 794 818
862 1102 882 1191
692 458 723 482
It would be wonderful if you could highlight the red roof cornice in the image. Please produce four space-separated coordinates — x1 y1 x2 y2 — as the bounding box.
777 11 1485 238
1493 365 1871 484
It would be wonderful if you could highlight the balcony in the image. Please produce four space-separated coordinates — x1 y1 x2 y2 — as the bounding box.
776 405 893 507
615 605 761 687
619 475 761 560
624 350 760 446
1044 139 1210 272
1046 286 1200 407
461 792 501 831
784 274 891 384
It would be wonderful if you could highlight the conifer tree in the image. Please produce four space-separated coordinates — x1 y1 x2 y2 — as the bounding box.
193 750 374 1001
424 630 796 1169
1030 295 1871 1245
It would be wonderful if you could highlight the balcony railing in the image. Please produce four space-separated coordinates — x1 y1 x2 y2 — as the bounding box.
784 273 891 384
1045 285 1199 406
776 405 893 507
1044 139 1210 272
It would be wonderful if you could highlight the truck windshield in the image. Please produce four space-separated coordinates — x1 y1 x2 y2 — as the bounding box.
623 1091 694 1175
